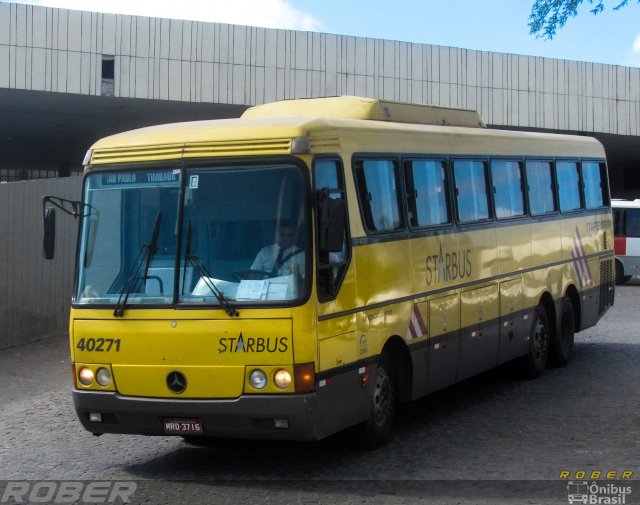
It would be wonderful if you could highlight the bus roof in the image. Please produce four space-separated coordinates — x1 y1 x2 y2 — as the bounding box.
612 199 640 208
242 96 486 128
86 96 606 166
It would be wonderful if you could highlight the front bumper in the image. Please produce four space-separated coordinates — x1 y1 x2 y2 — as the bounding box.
72 389 319 441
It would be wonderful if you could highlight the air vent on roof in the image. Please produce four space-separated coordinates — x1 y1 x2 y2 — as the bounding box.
243 96 486 128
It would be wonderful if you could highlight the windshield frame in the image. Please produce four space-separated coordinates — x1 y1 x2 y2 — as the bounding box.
72 156 313 311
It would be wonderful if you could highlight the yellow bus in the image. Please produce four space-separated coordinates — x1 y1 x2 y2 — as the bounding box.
45 96 615 448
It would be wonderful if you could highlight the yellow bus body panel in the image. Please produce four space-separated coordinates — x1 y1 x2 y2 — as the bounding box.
72 315 293 398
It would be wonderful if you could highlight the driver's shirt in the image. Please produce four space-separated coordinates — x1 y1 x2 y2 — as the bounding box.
250 244 305 277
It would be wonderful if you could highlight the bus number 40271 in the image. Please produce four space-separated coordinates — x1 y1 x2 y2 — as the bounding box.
76 338 121 352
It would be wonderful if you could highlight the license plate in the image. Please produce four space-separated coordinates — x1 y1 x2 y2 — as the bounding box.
163 418 203 435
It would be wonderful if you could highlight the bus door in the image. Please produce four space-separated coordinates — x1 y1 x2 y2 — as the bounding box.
313 158 364 437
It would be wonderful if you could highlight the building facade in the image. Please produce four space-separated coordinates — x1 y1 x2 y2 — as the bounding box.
0 2 639 189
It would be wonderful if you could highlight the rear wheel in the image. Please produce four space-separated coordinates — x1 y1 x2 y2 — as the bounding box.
351 354 397 449
549 298 574 367
522 305 550 378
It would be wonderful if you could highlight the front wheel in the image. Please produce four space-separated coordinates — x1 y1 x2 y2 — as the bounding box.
351 355 397 449
521 305 550 378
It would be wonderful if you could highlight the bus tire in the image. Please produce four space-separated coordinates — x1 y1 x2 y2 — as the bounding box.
522 305 549 378
549 298 574 367
615 261 631 285
351 354 397 449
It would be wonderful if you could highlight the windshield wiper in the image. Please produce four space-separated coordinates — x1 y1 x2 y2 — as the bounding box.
113 212 162 317
184 220 239 317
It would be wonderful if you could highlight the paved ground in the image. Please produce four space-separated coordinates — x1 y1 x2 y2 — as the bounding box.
1 279 639 504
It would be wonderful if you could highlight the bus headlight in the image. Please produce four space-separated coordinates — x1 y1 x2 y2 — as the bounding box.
249 369 267 389
95 367 112 387
78 367 94 386
273 369 292 389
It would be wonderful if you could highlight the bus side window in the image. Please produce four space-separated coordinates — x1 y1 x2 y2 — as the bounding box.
491 159 525 219
582 161 609 209
404 159 450 227
453 159 490 223
314 158 350 301
355 159 404 232
526 160 557 215
627 210 640 237
556 161 583 212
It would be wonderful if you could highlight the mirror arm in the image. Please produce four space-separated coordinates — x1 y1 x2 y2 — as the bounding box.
42 196 97 261
42 195 94 219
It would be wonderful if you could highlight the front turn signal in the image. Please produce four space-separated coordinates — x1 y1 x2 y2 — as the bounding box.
293 362 315 393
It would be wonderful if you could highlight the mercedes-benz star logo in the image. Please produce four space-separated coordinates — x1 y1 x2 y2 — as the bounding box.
166 371 187 394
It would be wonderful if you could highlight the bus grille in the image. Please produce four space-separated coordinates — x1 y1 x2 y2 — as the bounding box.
599 259 614 314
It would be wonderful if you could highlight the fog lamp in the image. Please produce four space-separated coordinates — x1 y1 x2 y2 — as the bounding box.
274 419 289 429
78 367 94 386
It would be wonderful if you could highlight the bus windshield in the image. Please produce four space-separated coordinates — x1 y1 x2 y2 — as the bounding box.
75 163 310 308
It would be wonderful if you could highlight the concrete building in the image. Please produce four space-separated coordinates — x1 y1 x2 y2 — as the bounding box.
0 2 639 348
1 2 639 193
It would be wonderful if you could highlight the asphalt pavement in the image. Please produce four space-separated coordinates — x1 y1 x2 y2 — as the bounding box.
1 278 639 504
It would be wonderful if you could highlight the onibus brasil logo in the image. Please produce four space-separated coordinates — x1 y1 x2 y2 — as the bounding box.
567 481 632 504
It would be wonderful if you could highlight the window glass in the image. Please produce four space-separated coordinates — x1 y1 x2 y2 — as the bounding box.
626 209 640 238
314 159 350 300
315 161 339 190
405 159 450 227
557 161 582 212
178 164 310 305
76 169 181 305
491 160 525 219
526 161 556 215
583 162 608 209
453 160 489 222
356 159 403 232
76 164 311 309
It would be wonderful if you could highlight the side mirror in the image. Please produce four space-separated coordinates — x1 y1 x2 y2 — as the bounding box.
317 189 345 253
43 207 56 260
42 195 91 260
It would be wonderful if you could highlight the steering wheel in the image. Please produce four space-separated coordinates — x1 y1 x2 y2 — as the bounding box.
233 270 272 281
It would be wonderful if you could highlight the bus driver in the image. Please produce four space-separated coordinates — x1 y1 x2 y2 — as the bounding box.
250 221 305 278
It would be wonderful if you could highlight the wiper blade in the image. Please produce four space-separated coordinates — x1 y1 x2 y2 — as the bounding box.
113 212 162 317
184 221 239 317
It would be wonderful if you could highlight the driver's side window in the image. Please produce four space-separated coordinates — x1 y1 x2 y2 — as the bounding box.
314 158 350 301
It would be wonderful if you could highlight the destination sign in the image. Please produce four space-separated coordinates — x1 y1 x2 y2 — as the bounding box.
97 170 180 188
